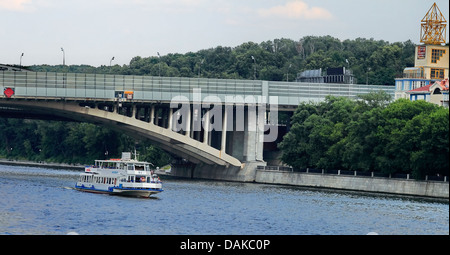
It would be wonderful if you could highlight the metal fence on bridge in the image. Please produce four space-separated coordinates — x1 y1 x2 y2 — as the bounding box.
1 71 394 105
267 81 394 105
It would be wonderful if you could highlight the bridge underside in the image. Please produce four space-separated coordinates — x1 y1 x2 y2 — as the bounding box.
0 99 242 167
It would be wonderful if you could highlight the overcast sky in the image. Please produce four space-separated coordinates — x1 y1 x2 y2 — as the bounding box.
1 0 449 67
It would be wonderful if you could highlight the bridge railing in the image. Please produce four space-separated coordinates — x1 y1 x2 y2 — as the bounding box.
1 71 394 105
0 71 263 102
267 81 394 105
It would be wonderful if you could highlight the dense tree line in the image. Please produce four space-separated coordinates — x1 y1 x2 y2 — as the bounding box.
29 36 416 85
278 92 449 179
0 119 171 167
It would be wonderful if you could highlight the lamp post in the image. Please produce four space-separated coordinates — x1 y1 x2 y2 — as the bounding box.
251 56 256 80
19 53 24 67
198 59 204 78
287 64 292 82
110 56 115 67
157 52 161 77
61 47 65 66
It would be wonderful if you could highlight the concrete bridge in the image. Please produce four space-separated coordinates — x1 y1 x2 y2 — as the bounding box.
0 70 394 181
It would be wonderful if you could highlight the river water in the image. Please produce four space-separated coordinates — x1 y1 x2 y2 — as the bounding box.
0 164 448 235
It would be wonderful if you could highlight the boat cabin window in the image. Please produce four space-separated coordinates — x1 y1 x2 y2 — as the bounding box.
135 175 148 183
135 164 145 171
127 164 134 171
79 175 91 182
95 161 122 169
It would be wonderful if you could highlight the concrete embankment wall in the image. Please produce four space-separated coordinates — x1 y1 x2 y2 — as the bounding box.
255 170 449 199
171 162 260 182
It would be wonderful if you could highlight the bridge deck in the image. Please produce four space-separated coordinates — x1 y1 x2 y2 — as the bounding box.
1 71 394 105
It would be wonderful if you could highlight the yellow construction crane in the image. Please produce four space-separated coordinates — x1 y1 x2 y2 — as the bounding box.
420 2 447 45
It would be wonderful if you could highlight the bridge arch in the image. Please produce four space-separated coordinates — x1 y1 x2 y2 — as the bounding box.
0 99 242 167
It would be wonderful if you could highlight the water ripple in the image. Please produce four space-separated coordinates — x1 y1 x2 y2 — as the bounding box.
0 165 448 235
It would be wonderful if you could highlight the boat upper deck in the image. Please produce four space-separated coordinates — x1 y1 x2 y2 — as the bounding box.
89 159 152 171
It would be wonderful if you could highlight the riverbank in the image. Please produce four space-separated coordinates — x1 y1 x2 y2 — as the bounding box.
167 163 449 200
0 159 84 170
254 169 449 199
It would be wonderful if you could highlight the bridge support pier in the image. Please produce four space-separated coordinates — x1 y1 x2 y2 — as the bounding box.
170 104 267 182
171 160 265 183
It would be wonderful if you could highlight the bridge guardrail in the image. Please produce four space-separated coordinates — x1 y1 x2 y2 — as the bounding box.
1 71 263 101
1 71 394 105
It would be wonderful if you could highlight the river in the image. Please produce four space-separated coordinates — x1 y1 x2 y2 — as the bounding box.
0 164 448 235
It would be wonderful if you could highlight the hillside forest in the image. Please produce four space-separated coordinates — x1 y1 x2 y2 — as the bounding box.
28 36 417 85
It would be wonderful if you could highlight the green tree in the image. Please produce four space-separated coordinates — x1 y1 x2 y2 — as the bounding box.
401 107 449 179
278 93 448 178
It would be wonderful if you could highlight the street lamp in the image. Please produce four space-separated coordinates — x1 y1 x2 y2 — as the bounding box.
287 64 292 82
61 47 65 66
110 56 115 66
198 59 204 78
19 53 24 67
157 52 161 77
251 56 256 80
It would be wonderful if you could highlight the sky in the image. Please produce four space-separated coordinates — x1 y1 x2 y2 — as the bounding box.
1 0 449 67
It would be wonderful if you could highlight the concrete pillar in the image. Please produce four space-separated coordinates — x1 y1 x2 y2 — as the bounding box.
243 106 255 161
132 104 137 119
256 102 265 161
203 110 210 145
115 102 120 114
168 108 173 131
221 102 265 163
191 106 200 141
154 107 160 126
185 105 191 137
150 105 155 125
221 107 228 152
238 105 264 162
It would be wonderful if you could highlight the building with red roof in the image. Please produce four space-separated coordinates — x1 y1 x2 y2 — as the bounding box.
406 78 449 107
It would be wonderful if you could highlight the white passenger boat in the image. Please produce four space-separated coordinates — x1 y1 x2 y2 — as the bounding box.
75 152 163 198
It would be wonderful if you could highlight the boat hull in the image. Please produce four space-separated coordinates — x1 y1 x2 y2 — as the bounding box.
75 185 162 198
112 188 162 198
